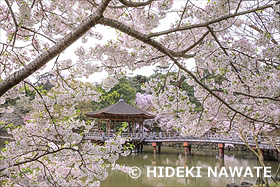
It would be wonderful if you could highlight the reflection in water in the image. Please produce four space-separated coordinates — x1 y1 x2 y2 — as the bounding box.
102 146 278 187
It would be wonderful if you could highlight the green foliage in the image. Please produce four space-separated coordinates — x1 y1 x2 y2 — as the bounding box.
4 123 20 130
92 77 137 110
117 122 128 135
128 75 148 93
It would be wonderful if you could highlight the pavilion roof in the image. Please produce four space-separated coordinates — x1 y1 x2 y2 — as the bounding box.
85 99 155 120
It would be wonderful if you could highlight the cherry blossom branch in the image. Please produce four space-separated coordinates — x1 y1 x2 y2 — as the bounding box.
179 31 210 55
21 26 56 44
0 0 112 97
177 0 189 28
207 26 228 55
4 0 18 28
99 17 279 126
17 165 38 184
148 1 280 38
36 159 58 186
0 147 72 173
226 112 237 133
212 89 280 102
234 0 243 14
31 0 36 9
23 81 65 143
4 0 19 50
229 48 280 67
197 92 211 125
134 55 166 65
99 17 195 58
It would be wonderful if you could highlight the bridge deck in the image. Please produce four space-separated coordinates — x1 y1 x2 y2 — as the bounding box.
84 132 279 150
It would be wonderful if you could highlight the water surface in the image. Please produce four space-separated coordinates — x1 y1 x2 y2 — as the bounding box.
102 146 279 187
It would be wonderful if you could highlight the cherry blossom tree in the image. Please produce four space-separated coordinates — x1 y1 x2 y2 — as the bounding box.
0 0 280 186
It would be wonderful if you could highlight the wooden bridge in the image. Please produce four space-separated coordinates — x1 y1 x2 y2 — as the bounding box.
84 100 280 159
85 131 280 158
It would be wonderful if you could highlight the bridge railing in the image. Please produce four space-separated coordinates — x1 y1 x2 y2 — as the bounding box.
84 132 146 139
84 131 242 140
84 131 279 146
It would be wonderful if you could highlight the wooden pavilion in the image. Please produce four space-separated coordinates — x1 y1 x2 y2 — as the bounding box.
85 99 155 135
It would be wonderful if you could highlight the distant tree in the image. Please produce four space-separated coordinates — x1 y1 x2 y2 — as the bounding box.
92 77 137 111
128 75 148 94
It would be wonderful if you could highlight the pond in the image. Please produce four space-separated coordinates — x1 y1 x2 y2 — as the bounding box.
101 145 279 187
0 139 278 186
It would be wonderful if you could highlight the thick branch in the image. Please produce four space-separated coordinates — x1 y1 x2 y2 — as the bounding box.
119 0 154 7
0 0 111 97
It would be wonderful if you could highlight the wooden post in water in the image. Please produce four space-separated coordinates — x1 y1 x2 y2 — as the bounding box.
134 143 138 153
218 143 224 158
152 142 157 154
152 142 162 154
137 144 141 153
140 143 143 153
183 142 191 155
273 150 278 159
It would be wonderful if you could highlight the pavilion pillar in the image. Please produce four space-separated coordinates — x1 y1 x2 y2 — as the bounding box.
106 120 110 135
97 120 100 133
98 120 102 134
114 120 116 133
127 121 130 132
132 121 135 135
126 121 129 133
